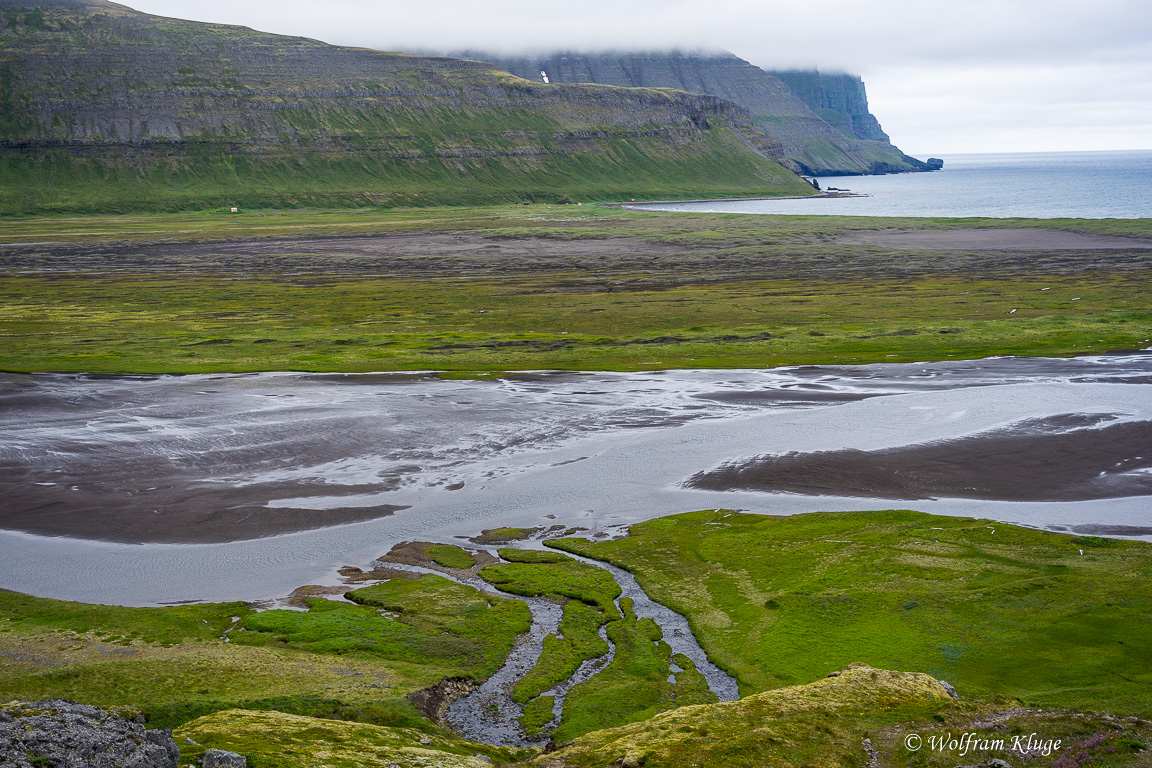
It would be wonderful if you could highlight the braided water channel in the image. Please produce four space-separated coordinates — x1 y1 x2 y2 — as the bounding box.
378 546 738 746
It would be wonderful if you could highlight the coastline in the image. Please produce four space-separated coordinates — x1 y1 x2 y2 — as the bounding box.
601 190 861 208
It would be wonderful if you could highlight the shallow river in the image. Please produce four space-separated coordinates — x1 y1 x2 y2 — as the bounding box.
2 352 1152 605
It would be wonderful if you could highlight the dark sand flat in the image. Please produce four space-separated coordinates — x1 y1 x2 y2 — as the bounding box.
0 479 407 544
687 414 1152 502
5 230 1152 281
836 228 1152 251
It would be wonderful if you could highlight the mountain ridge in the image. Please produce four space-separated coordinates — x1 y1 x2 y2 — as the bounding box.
448 50 929 176
0 0 813 214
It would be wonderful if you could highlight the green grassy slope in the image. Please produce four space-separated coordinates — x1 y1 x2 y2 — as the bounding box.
0 575 529 731
0 125 807 215
173 709 532 768
0 2 813 215
528 663 1152 768
549 510 1152 715
5 518 1152 766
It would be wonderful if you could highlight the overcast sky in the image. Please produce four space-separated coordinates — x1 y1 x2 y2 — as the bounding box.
128 0 1152 155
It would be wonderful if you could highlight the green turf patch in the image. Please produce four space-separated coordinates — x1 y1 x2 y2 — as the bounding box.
425 545 477 570
267 574 533 679
518 695 557 739
497 548 572 564
480 554 621 616
0 591 248 646
0 576 530 731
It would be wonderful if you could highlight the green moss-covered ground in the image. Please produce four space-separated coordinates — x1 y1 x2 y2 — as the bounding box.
513 599 608 707
481 551 621 735
548 510 1152 716
0 575 529 731
243 575 530 681
528 663 1152 768
518 695 557 739
425 545 478 570
1 207 1149 373
5 513 1152 765
174 708 533 768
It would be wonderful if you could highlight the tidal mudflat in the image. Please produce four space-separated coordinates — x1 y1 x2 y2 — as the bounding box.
2 352 1152 605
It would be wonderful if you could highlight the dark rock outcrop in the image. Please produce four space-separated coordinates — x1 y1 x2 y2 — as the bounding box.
202 748 247 768
0 699 178 767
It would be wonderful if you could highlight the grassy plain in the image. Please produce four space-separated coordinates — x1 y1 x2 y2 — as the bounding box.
0 575 528 732
1 206 1149 373
549 510 1152 716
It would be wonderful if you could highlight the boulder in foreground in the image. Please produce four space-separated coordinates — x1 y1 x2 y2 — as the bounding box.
0 699 178 767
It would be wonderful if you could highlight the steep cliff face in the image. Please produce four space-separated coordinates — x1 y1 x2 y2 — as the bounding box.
768 69 889 142
454 51 929 176
0 0 813 214
766 68 932 175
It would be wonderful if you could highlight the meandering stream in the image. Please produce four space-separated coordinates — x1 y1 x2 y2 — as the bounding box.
364 548 739 745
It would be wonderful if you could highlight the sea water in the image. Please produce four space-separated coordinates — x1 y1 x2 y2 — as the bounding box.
644 149 1152 219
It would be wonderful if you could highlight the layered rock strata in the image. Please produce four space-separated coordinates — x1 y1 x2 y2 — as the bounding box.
455 50 929 175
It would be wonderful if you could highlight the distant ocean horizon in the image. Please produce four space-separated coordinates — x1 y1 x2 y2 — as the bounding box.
645 149 1152 219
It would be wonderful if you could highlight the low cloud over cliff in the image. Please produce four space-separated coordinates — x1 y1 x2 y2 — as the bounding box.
127 0 1151 154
